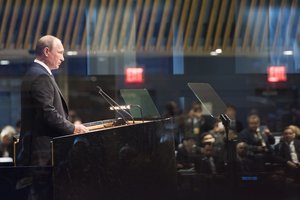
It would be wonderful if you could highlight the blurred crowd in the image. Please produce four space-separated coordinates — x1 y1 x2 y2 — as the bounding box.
162 101 300 185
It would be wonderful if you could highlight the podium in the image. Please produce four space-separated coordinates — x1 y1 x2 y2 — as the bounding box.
52 118 176 200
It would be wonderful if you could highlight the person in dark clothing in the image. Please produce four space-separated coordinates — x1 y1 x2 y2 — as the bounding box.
194 143 224 174
18 35 89 200
238 114 275 171
273 126 300 182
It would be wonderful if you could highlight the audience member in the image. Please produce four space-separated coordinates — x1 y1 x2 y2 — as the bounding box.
287 124 300 140
208 120 226 160
225 104 244 134
194 143 224 174
184 102 214 145
176 137 200 169
238 114 275 171
0 125 17 158
235 142 255 174
163 101 185 148
273 126 300 182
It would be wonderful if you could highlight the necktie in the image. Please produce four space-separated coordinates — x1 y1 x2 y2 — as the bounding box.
209 157 217 174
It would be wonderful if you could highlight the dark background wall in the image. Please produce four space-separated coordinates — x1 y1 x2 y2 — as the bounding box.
1 55 299 132
67 55 300 132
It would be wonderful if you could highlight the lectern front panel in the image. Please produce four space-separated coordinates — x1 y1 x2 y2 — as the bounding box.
53 119 176 200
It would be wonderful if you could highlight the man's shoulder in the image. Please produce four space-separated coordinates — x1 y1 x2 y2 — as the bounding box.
25 62 48 75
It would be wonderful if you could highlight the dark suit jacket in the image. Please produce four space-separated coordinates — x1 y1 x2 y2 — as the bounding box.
273 140 300 164
194 155 224 174
18 63 75 166
238 128 275 154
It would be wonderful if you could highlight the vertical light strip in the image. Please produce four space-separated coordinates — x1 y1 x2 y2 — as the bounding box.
166 0 181 51
183 0 198 49
6 0 21 48
175 0 190 49
222 0 235 50
0 0 12 48
242 0 257 50
260 4 269 51
47 0 59 35
56 0 70 39
33 0 48 48
81 0 97 50
193 0 208 50
128 0 143 49
16 0 31 48
71 0 86 49
272 0 287 49
213 0 228 50
145 0 159 50
100 0 115 51
136 0 151 50
24 0 39 49
92 0 107 50
144 0 159 50
64 0 78 48
283 0 297 49
156 0 171 51
232 0 247 50
251 0 265 50
204 0 219 51
109 0 124 51
118 0 133 49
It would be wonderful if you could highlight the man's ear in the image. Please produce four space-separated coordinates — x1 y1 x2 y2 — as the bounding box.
43 47 50 57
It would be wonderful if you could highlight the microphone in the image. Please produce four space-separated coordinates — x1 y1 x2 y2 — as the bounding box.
256 126 266 148
97 86 135 125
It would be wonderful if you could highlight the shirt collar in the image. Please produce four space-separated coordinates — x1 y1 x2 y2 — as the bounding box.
34 59 52 75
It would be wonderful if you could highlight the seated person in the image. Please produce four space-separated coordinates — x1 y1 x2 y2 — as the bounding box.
200 132 226 163
287 125 300 140
225 104 244 135
0 125 16 158
235 142 255 174
273 126 300 182
183 102 215 145
194 143 224 174
176 137 201 169
238 113 275 171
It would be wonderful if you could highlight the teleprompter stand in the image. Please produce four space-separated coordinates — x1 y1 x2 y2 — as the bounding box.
188 83 237 197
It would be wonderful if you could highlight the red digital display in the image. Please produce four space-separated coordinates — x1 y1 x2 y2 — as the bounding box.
267 66 287 82
125 67 144 83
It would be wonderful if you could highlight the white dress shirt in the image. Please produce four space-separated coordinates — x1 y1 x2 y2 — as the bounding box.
34 59 52 75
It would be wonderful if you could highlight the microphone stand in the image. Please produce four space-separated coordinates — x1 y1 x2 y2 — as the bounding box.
220 114 236 198
97 86 135 125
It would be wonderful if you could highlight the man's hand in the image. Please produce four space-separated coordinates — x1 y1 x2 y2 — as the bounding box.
73 124 89 134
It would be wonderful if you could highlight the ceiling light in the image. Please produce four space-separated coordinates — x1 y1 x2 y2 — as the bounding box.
210 51 218 56
283 50 293 55
66 51 78 56
0 60 10 65
215 48 222 54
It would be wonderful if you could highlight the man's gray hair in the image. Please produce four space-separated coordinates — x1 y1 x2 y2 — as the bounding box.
35 35 59 56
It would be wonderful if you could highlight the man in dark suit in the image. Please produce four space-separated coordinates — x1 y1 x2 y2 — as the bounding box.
273 126 300 182
18 35 88 166
238 114 275 171
17 35 89 200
